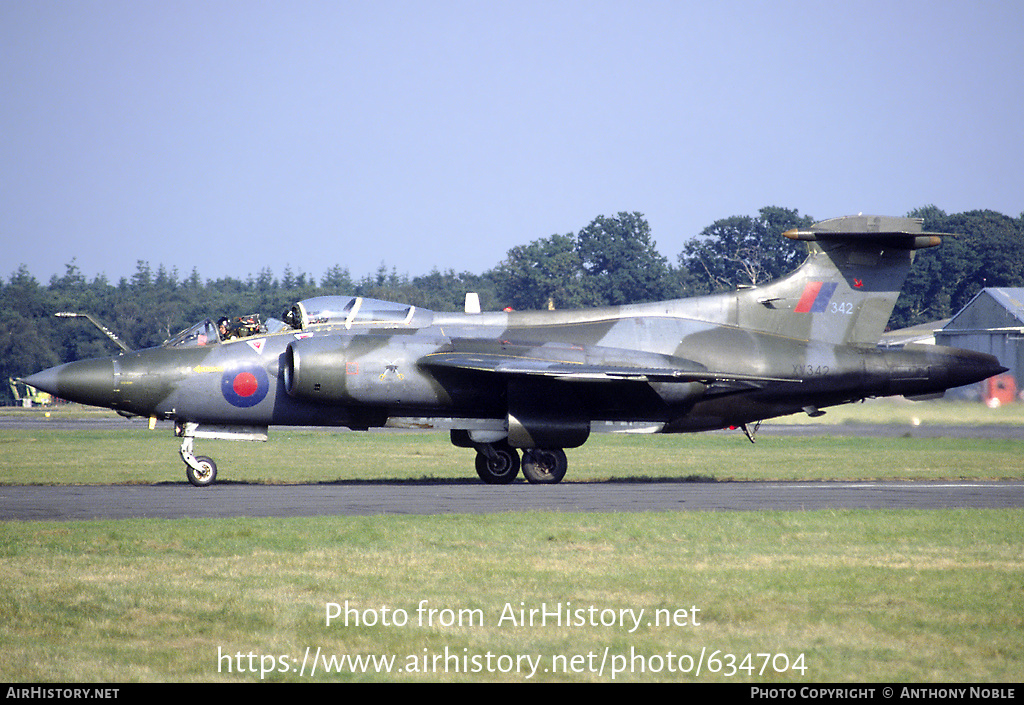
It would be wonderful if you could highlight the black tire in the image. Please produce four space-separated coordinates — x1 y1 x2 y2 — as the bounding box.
185 455 218 487
474 442 520 484
521 449 567 484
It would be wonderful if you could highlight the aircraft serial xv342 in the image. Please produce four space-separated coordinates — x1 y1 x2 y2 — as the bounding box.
22 215 1006 486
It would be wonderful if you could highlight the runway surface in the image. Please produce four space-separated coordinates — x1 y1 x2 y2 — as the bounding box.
2 480 1022 521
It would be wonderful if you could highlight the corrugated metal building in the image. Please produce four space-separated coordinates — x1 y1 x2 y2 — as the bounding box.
935 288 1024 403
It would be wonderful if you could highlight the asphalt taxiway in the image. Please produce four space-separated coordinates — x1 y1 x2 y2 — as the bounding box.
1 480 1022 521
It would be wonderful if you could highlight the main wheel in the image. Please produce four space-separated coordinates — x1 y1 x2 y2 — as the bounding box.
474 442 520 484
521 449 567 484
185 455 218 487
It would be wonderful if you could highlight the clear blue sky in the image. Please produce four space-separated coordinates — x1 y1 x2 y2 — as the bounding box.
3 0 1022 285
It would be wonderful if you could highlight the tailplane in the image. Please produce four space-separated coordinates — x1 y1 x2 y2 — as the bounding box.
740 215 950 346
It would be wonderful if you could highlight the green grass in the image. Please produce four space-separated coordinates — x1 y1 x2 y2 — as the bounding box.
1 427 1021 485
3 398 1023 485
772 396 1024 426
1 400 1022 682
1 510 1022 682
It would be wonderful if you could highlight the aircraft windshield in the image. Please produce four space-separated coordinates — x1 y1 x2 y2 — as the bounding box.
164 319 220 348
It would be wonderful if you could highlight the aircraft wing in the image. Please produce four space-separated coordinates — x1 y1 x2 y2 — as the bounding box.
419 347 790 386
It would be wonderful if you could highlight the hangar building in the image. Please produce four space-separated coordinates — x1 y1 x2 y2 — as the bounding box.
935 288 1024 404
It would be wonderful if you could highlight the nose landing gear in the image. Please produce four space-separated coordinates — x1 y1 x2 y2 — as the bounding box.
178 427 218 487
174 421 268 487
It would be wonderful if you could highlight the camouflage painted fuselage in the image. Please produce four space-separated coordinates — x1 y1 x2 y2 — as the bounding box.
22 216 1006 484
30 216 1002 441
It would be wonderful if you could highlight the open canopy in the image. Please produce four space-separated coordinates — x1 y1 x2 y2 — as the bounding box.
283 296 417 329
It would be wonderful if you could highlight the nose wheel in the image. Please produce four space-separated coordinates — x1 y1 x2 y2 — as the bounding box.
184 454 218 487
178 422 218 487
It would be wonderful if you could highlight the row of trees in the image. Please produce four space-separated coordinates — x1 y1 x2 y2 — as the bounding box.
4 206 1023 403
491 206 816 310
480 205 1024 328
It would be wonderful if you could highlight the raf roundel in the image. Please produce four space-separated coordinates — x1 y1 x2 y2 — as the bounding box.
221 365 270 407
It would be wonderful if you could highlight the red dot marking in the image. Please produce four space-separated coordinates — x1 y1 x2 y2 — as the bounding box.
233 372 258 397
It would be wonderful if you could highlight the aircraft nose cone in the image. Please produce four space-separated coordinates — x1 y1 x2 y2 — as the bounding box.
21 358 116 408
20 367 61 397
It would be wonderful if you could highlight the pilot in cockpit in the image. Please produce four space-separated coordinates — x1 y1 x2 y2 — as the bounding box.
217 317 235 341
218 314 264 341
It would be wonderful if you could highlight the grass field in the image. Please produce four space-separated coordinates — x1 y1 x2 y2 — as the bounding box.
1 428 1022 485
1 400 1022 682
2 398 1023 485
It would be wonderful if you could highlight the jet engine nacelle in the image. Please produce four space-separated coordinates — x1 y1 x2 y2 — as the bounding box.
283 336 449 407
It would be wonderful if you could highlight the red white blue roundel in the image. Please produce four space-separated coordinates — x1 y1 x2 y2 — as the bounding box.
221 365 270 407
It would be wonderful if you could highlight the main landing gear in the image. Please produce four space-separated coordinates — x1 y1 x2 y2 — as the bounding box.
472 438 568 485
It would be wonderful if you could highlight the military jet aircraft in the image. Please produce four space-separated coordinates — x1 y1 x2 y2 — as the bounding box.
21 215 1006 486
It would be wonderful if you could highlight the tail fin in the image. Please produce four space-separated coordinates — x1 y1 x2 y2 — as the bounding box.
740 215 949 346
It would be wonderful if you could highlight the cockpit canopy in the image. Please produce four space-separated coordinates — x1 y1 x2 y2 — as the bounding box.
165 313 281 348
164 295 421 348
283 296 416 330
